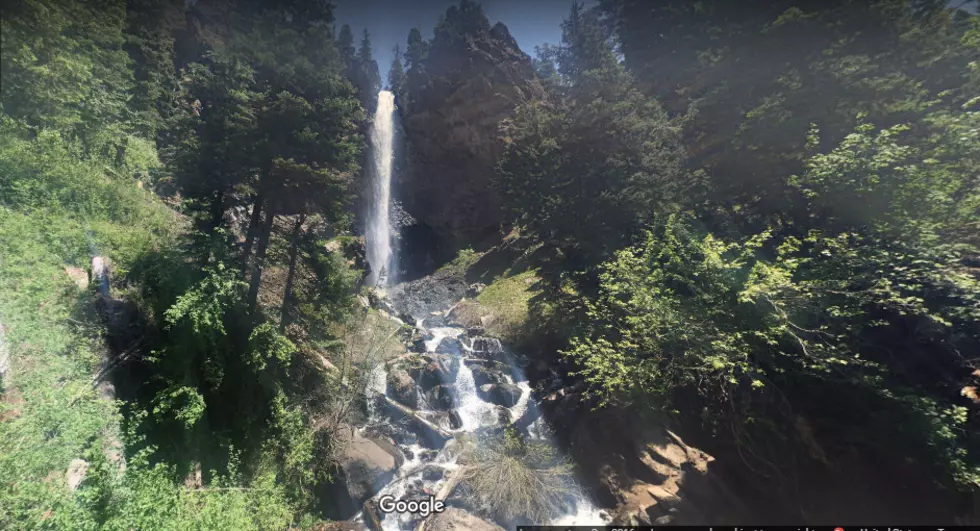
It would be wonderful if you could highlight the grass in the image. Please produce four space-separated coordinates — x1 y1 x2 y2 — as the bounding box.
435 247 482 279
0 127 293 529
0 208 120 529
467 270 540 343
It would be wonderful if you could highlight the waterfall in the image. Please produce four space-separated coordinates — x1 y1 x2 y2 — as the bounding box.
365 90 396 288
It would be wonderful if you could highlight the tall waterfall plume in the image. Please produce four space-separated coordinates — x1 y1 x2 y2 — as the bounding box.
365 90 396 287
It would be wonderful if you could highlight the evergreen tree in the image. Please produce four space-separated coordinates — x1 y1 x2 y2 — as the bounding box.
358 28 374 65
495 2 687 273
388 45 407 99
404 27 428 71
1 0 137 157
337 23 356 65
124 0 186 137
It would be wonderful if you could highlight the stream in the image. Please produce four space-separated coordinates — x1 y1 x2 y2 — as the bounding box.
354 294 608 530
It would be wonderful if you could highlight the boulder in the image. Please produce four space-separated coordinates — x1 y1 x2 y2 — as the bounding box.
434 336 464 356
467 282 487 297
66 458 89 491
448 410 463 430
422 464 445 482
477 383 522 408
427 507 505 531
478 405 513 427
424 384 458 411
336 430 402 512
416 354 459 389
387 368 418 408
471 364 507 387
469 337 503 357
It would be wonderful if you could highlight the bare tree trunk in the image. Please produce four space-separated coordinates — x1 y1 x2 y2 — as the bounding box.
241 193 264 272
279 213 305 333
247 206 276 313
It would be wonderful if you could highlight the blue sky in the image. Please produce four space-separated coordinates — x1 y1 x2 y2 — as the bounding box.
333 0 590 82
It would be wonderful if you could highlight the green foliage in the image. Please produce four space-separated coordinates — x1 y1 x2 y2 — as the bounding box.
565 212 980 488
437 247 479 278
248 322 297 371
0 0 135 150
2 0 370 525
474 270 540 344
495 2 687 273
600 0 979 232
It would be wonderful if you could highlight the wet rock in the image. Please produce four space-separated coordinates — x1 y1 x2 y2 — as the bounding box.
514 403 543 432
479 405 513 427
421 465 445 482
434 336 464 356
467 282 487 297
410 336 427 353
469 337 503 358
471 364 507 387
331 430 402 515
424 384 458 411
448 410 463 430
417 354 460 389
387 368 418 408
428 507 506 531
477 383 521 408
466 326 485 336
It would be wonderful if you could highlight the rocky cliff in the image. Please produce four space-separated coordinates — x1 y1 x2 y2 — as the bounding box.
395 11 544 260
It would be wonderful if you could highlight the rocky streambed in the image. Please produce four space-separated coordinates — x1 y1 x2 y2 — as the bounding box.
335 280 607 531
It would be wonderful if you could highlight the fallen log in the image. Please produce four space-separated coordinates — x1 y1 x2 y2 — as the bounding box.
362 499 385 531
415 466 470 531
382 395 453 446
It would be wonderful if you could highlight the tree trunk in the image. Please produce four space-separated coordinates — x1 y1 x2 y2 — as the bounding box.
209 190 225 233
200 190 225 265
279 213 305 333
247 206 276 313
241 194 264 272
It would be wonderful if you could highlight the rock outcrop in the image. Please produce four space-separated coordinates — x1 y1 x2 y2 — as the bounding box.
541 394 748 525
427 507 505 531
324 428 404 518
396 10 545 249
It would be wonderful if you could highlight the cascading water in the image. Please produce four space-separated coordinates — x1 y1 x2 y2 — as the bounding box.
356 301 609 530
365 90 396 288
355 89 606 531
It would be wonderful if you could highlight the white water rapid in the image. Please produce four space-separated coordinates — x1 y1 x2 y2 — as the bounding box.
365 91 396 288
358 305 609 530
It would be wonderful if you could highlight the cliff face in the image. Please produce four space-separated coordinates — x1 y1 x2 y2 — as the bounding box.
395 18 544 255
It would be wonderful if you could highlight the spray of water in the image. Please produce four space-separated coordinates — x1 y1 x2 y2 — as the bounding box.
366 90 396 288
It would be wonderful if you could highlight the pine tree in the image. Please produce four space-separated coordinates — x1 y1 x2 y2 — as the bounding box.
404 27 428 72
495 2 686 271
388 45 407 100
337 24 356 65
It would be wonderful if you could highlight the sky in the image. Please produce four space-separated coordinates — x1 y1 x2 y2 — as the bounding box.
333 0 591 82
